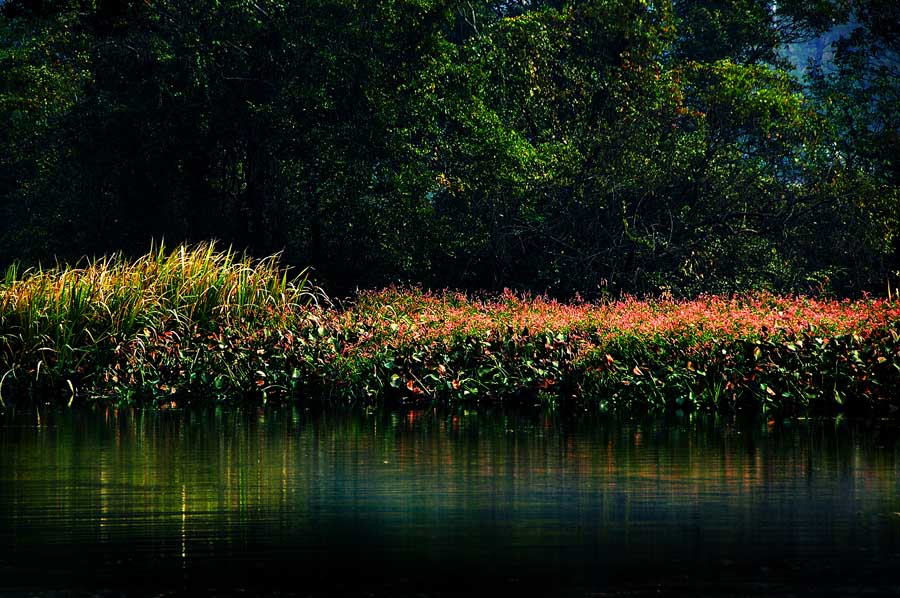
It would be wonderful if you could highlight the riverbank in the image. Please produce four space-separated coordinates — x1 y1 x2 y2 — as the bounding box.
2 245 899 414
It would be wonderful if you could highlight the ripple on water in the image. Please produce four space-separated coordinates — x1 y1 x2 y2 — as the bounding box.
1 407 899 596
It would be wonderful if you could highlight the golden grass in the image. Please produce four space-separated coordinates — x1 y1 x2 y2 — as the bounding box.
0 242 314 400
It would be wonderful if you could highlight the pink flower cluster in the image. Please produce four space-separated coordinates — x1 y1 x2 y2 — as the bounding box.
331 288 900 358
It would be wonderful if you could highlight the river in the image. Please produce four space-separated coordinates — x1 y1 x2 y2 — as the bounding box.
1 407 899 596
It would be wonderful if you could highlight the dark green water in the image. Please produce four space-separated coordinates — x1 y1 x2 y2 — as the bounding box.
1 407 899 596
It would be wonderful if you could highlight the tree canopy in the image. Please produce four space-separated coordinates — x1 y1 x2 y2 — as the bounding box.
1 0 897 297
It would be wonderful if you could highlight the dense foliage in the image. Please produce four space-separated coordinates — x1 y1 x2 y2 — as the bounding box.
0 244 314 402
1 0 898 297
2 246 899 414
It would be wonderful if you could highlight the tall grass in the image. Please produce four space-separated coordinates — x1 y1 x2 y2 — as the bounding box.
0 243 315 401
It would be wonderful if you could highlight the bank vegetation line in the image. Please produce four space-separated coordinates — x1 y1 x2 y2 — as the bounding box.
1 245 899 415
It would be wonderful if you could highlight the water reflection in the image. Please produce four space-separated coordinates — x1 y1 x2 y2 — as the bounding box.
1 407 899 595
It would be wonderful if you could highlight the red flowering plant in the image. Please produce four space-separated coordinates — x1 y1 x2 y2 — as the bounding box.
573 294 900 413
328 290 900 414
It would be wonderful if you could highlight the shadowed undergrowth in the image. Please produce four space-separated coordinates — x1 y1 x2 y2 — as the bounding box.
2 246 900 415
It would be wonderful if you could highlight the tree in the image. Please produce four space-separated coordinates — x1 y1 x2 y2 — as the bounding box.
0 0 896 296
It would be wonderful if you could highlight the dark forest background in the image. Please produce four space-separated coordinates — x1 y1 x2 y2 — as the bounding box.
1 0 898 297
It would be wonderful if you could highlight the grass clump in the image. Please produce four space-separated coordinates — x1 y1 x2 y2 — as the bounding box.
0 243 317 404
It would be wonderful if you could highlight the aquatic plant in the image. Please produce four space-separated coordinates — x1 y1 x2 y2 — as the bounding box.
0 243 316 403
2 255 899 415
328 289 900 414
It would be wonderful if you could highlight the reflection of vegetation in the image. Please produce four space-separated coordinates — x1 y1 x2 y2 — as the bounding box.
1 409 898 562
2 408 899 593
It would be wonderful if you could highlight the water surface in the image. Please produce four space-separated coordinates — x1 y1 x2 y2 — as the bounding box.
1 407 899 596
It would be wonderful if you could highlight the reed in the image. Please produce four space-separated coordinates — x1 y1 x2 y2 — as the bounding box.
0 243 314 401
